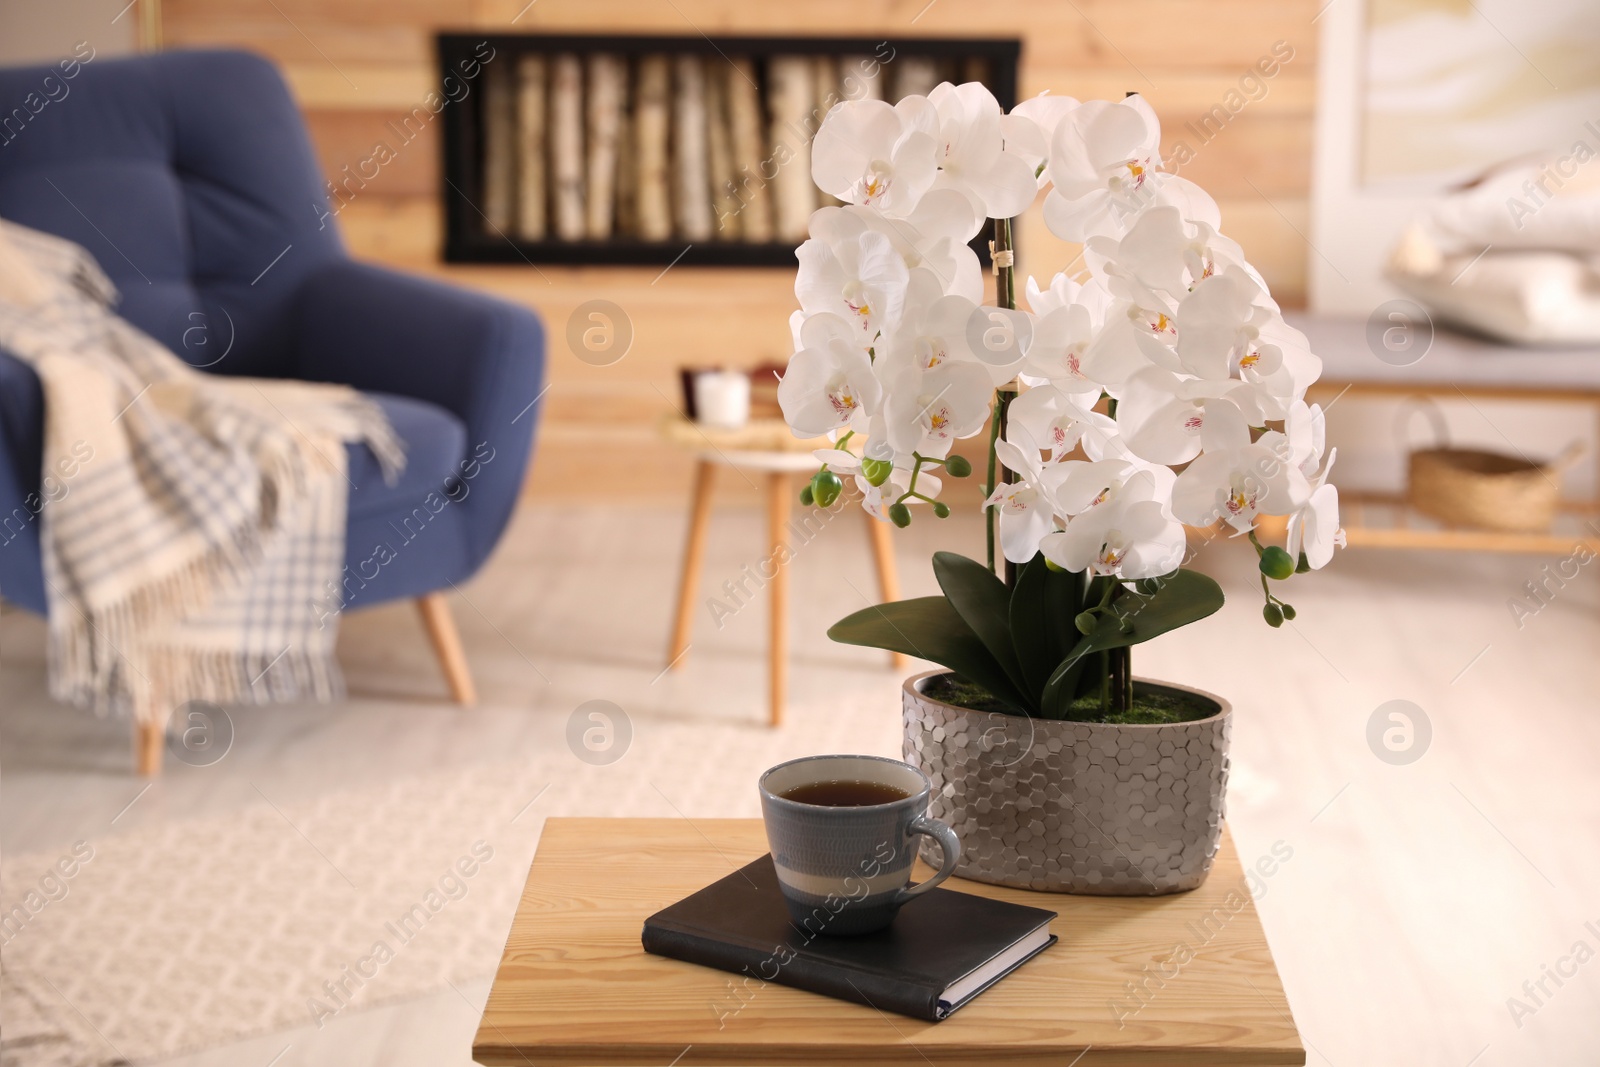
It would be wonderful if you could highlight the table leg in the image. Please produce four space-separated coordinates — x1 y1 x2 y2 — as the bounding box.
767 471 790 728
864 510 907 670
667 460 716 671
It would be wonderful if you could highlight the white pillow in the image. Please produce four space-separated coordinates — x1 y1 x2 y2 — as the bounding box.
1386 227 1600 345
1421 157 1600 256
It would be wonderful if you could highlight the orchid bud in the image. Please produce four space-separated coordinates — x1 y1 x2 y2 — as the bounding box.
944 455 972 478
811 470 843 508
1280 603 1297 621
1258 546 1294 581
887 502 912 528
798 483 815 506
933 501 950 518
1074 611 1096 635
860 456 893 487
1263 603 1284 627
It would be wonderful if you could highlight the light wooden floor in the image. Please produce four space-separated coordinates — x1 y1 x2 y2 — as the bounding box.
3 502 1599 1066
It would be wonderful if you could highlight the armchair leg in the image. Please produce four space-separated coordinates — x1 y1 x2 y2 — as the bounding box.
135 717 164 777
417 593 478 706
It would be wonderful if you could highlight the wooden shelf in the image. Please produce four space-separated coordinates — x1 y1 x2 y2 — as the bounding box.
1338 492 1600 555
438 33 1021 267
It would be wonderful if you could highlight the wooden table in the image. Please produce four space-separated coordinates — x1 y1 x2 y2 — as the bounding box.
473 818 1304 1066
659 415 903 727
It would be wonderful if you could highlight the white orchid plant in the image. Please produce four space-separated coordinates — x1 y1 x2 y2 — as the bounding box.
777 85 1344 721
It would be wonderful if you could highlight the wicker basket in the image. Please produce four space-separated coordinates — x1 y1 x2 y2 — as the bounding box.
1402 399 1581 533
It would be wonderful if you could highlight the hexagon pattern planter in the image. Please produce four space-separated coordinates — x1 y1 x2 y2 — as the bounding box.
901 670 1231 895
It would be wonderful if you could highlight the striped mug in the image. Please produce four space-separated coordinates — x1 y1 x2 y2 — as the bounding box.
759 754 961 936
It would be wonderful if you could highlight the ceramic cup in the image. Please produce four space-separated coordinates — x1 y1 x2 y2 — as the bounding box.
758 754 962 935
692 369 750 429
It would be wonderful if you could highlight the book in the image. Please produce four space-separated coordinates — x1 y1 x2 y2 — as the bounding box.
672 54 713 240
766 55 816 241
812 55 842 208
892 55 938 102
549 52 585 241
612 70 638 238
724 57 772 243
641 854 1057 1022
513 54 547 241
481 58 517 235
704 57 740 240
633 54 672 241
584 53 626 239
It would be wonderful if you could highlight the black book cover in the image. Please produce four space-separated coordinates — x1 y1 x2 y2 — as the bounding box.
641 854 1058 1021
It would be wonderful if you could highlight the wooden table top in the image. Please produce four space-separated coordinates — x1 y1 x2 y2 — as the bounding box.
473 818 1304 1066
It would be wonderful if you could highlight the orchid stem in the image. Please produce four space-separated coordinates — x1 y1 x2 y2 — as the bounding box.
986 390 1002 576
893 454 930 506
994 218 1019 588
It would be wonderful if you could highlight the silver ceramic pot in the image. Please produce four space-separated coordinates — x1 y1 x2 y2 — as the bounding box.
901 670 1231 895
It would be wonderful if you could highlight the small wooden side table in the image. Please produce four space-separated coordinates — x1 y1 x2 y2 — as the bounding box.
472 818 1306 1066
659 416 903 727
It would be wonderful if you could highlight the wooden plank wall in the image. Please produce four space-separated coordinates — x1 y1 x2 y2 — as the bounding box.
161 0 1319 502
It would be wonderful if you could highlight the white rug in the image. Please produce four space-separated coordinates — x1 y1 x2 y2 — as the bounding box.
1 683 903 1066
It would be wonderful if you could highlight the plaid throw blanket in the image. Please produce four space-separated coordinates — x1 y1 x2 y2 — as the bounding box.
0 221 403 724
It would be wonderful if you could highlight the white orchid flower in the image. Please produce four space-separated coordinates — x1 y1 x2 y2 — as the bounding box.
1173 266 1281 382
1171 433 1312 533
873 271 982 387
1020 273 1113 391
1039 472 1186 579
925 82 1040 220
1052 457 1179 517
986 434 1067 564
1007 384 1116 461
1284 401 1328 477
787 308 808 351
777 313 883 436
1113 368 1260 466
1286 449 1344 569
882 359 994 458
812 447 862 477
966 304 1035 386
842 191 985 300
810 98 940 217
1247 317 1323 411
795 217 910 349
1043 95 1222 241
1025 271 1110 317
781 88 1336 572
1004 92 1083 184
1076 298 1184 386
1087 205 1256 300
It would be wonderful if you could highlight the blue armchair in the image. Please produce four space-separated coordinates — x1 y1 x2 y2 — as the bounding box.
0 49 545 766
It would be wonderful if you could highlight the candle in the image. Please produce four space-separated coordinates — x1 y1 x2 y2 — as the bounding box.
694 370 751 429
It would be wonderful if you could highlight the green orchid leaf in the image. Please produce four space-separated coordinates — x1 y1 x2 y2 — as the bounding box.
828 594 1030 713
1008 555 1084 709
932 552 1027 697
1040 569 1225 718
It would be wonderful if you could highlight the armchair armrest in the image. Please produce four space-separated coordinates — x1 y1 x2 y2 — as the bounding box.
289 259 546 566
0 347 47 613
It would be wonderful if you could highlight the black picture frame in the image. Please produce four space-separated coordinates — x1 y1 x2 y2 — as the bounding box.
437 33 1022 268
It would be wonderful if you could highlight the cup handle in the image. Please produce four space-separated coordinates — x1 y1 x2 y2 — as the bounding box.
893 815 962 905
